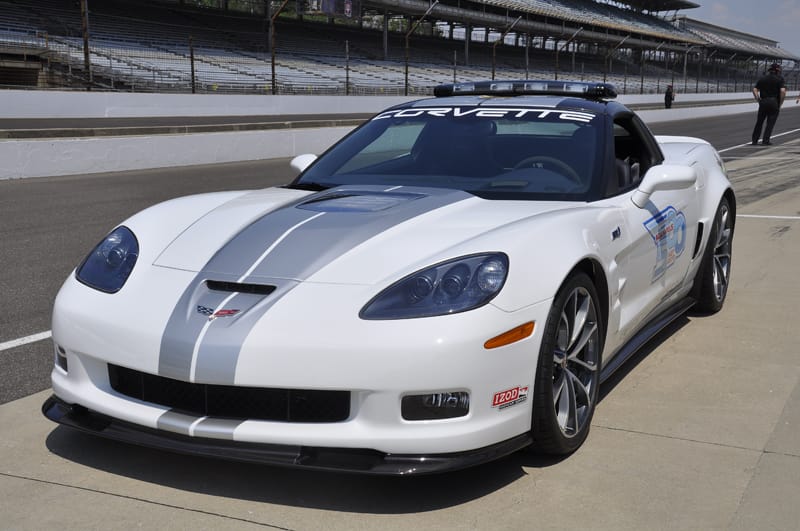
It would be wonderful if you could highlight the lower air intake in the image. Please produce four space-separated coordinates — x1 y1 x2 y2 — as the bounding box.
108 365 350 423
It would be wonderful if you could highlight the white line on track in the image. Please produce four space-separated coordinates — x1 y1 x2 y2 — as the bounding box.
0 330 52 353
738 214 800 220
718 127 800 153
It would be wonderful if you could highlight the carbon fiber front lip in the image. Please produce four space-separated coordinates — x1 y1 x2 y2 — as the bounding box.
42 395 532 476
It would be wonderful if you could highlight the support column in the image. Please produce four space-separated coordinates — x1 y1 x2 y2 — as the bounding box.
464 22 470 66
383 10 388 60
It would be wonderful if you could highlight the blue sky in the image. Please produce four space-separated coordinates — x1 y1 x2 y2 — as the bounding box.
686 1 800 56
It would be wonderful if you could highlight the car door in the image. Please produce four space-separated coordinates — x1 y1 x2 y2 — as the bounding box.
603 115 700 345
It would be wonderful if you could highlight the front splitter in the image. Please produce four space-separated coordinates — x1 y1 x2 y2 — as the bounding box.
42 395 532 475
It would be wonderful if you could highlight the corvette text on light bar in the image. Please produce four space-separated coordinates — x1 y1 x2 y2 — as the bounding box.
371 107 596 123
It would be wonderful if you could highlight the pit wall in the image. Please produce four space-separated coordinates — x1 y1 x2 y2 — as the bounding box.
0 90 755 180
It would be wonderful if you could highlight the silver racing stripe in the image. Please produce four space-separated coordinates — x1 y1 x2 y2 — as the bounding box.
159 286 237 381
192 418 243 440
155 410 242 440
191 282 297 382
156 410 200 436
159 186 473 388
158 210 319 382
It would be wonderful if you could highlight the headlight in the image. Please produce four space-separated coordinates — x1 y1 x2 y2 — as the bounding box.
360 253 508 320
76 226 139 293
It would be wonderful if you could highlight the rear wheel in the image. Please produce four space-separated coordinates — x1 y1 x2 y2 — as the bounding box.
530 272 602 454
695 197 733 313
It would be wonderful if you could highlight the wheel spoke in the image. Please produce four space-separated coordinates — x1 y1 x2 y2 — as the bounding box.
566 369 592 432
566 373 578 433
567 321 598 364
553 371 566 408
567 368 592 408
569 294 590 346
569 351 598 372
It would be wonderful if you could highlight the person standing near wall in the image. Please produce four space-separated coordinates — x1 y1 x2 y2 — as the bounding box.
664 85 675 109
751 63 786 146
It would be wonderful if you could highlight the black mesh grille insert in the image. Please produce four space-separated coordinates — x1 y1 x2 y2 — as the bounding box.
108 365 350 423
206 280 276 295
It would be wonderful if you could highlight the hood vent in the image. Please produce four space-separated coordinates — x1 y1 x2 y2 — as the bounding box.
206 280 276 295
298 191 424 213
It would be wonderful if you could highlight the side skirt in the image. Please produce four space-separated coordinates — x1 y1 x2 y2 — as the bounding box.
599 297 695 384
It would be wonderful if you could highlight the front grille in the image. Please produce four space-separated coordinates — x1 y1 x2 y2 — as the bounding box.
108 365 350 423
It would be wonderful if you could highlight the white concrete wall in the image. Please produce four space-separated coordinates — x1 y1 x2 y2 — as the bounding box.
0 91 756 180
0 90 415 118
0 127 355 180
0 89 750 118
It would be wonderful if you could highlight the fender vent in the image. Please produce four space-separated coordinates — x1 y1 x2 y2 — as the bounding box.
692 222 705 259
206 280 275 295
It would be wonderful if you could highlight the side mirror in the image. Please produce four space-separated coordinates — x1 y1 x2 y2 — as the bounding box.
631 164 697 208
290 153 317 175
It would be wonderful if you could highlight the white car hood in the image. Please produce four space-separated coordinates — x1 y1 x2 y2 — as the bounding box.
154 185 575 285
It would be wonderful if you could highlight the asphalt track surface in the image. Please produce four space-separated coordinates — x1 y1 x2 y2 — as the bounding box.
1 106 800 529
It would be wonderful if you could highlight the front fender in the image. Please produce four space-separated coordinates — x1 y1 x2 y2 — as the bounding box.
485 206 624 313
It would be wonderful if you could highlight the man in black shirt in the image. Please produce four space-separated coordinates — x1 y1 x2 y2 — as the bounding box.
751 63 786 146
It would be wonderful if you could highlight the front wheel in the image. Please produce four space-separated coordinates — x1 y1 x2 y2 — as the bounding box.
530 272 603 455
695 197 734 313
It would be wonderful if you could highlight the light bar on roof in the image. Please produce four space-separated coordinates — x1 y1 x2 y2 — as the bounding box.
433 80 618 100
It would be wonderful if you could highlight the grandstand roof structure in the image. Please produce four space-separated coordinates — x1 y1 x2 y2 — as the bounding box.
367 0 705 51
597 0 700 12
677 17 799 61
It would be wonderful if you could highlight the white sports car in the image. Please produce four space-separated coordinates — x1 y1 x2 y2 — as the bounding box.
43 81 735 475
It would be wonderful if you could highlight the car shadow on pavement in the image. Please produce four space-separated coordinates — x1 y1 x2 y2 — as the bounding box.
44 426 566 512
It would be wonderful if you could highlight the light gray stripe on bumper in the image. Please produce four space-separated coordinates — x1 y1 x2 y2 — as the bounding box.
155 410 198 436
155 410 242 440
193 418 243 440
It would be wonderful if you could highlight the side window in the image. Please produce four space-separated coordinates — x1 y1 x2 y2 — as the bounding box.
612 116 658 192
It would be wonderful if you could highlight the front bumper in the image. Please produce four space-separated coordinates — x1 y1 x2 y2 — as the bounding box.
42 395 532 475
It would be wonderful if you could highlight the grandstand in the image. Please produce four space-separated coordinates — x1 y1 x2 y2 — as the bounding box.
0 0 796 95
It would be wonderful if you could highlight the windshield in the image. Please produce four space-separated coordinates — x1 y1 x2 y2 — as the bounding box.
294 105 604 201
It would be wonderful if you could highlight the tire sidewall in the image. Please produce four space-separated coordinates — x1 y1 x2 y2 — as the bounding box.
531 271 603 454
696 197 733 313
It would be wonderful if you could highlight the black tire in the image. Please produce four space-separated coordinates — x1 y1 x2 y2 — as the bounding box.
694 197 734 313
530 272 603 455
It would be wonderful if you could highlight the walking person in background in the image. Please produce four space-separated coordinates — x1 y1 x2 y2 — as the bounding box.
751 63 786 146
664 85 675 108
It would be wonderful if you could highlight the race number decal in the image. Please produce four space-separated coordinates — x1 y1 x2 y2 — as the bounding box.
492 386 529 410
643 206 687 281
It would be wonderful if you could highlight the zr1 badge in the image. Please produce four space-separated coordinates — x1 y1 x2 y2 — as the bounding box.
492 386 529 410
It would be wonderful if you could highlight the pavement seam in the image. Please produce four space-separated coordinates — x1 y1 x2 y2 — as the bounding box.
597 424 800 458
593 424 763 454
0 471 294 530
